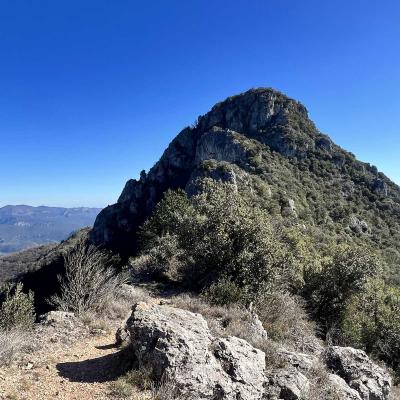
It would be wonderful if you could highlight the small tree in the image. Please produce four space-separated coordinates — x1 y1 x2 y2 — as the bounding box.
136 179 299 299
342 279 400 376
303 245 380 335
50 239 125 314
0 283 35 331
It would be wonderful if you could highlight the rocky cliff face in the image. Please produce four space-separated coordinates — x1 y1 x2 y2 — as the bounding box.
91 89 307 253
91 88 400 260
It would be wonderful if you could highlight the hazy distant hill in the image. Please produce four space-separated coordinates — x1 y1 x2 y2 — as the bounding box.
0 205 101 254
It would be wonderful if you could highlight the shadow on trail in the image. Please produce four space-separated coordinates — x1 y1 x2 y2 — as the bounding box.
96 343 116 350
56 346 133 383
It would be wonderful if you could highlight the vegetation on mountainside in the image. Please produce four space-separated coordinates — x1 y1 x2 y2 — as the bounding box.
134 181 302 296
225 131 400 283
342 279 400 377
132 180 400 379
1 88 399 393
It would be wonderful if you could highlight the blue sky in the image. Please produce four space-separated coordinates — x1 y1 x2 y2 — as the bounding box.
1 0 399 207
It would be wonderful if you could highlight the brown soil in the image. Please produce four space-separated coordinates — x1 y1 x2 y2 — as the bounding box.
0 331 124 400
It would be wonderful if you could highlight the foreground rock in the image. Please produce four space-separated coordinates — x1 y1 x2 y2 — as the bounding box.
122 301 392 400
265 368 310 399
324 346 391 400
328 374 362 400
127 302 266 400
39 310 77 328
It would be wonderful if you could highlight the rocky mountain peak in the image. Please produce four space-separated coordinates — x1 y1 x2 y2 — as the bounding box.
91 88 314 253
198 88 308 133
90 88 399 257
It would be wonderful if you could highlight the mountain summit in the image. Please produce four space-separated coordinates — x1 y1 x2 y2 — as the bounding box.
91 88 400 272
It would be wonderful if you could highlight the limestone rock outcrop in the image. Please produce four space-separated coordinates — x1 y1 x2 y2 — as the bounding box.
122 301 392 400
324 346 392 400
127 302 266 400
90 88 344 255
264 368 310 399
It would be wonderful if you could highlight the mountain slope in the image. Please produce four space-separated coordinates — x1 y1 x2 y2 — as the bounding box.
0 205 101 254
91 88 400 279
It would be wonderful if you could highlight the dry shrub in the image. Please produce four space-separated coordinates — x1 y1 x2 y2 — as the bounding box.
255 339 291 370
0 329 29 365
307 361 343 400
392 385 400 400
151 376 186 400
171 294 264 347
80 284 152 329
255 291 320 353
50 238 127 315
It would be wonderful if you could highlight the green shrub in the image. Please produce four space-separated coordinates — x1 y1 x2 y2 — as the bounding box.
131 234 185 281
342 279 400 378
139 188 191 246
203 278 244 306
0 283 35 331
136 179 300 298
303 245 380 334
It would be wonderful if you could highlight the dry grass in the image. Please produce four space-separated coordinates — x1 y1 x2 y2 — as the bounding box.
307 361 342 399
151 376 185 400
391 385 400 400
79 284 151 331
108 366 184 400
171 292 321 355
80 312 113 333
108 367 153 399
0 328 30 365
255 291 321 353
171 294 261 345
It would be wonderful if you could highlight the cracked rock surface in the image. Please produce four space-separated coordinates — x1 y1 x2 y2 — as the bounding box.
127 302 266 400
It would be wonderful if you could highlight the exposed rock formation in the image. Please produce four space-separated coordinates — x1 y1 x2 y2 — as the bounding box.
127 302 266 400
265 368 310 399
39 310 77 328
89 89 337 254
324 346 392 400
328 374 362 400
349 215 369 234
122 301 392 400
90 87 400 258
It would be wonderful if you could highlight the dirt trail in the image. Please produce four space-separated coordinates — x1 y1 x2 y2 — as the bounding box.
0 331 123 400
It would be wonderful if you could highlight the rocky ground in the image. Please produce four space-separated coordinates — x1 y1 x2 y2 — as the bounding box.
0 285 398 400
0 285 151 400
0 329 118 400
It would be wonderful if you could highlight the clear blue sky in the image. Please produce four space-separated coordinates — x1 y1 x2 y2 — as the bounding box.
1 0 399 207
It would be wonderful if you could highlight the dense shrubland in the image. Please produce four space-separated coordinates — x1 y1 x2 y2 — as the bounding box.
226 130 400 282
132 179 400 379
134 180 302 296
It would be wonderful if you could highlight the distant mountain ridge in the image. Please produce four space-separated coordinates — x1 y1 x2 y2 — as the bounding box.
0 205 101 254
